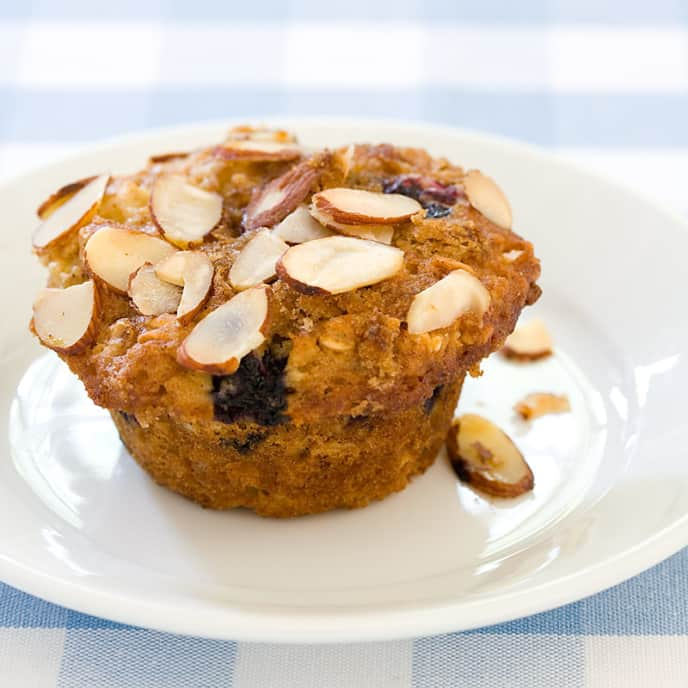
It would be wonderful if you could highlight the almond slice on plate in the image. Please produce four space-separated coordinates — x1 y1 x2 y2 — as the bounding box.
515 392 570 420
244 162 318 230
229 229 288 290
214 139 302 162
312 188 421 225
276 235 404 295
155 251 214 323
273 206 334 244
150 174 223 248
128 263 182 316
84 225 177 293
149 151 190 164
177 285 271 374
31 280 98 354
406 269 490 334
32 174 109 249
447 414 534 498
463 170 512 230
501 318 553 361
309 205 394 245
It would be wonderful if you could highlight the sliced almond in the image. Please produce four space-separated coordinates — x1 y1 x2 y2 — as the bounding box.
244 162 318 230
31 280 98 354
515 392 571 420
84 225 177 293
128 263 182 316
177 286 271 375
312 188 421 225
150 174 223 248
149 151 190 164
309 205 393 245
273 206 334 244
447 414 534 498
463 170 512 230
229 229 288 290
226 125 297 144
501 318 553 361
276 236 403 295
32 174 109 249
36 175 97 219
406 269 490 335
503 249 524 262
155 251 214 324
214 139 301 162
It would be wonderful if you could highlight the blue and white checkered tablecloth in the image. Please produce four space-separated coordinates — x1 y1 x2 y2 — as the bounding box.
2 1 688 686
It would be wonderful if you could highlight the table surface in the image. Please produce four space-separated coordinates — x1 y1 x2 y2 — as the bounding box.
2 2 688 686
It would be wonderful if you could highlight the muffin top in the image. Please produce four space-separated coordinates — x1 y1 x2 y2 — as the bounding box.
31 125 540 426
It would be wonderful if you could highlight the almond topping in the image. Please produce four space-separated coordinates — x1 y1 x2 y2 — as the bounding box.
447 414 534 498
214 139 301 162
276 236 404 295
32 174 109 249
84 225 177 293
128 263 182 316
502 318 553 361
149 151 190 164
406 269 490 335
36 175 97 219
309 205 394 245
273 206 334 244
155 251 214 324
31 280 98 354
312 187 421 225
243 162 318 230
150 174 223 248
515 393 570 420
463 170 512 230
229 229 288 290
177 286 271 375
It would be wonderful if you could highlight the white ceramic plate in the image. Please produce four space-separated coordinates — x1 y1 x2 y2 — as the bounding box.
2 118 687 643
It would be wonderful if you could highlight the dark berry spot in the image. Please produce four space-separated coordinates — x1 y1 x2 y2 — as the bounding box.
423 384 444 415
219 431 268 454
212 342 291 427
424 203 452 219
383 174 463 209
118 411 139 426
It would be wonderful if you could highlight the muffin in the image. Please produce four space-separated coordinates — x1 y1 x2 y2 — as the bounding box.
29 125 540 517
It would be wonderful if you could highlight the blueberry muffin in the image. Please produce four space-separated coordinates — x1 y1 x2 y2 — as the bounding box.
30 125 540 517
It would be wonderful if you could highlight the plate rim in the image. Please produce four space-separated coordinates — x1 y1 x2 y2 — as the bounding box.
2 115 688 642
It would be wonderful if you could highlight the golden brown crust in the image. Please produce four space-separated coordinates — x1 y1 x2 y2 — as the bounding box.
112 378 463 517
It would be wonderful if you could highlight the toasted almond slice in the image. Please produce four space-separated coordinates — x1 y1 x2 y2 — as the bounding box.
406 269 490 335
273 206 334 243
503 249 524 262
463 170 512 230
244 162 318 230
149 151 190 164
128 263 182 316
229 229 288 290
313 188 421 226
155 251 214 323
84 225 177 293
309 205 393 244
32 174 109 249
276 235 404 295
214 140 302 162
31 280 98 354
502 318 553 361
515 392 571 420
447 414 534 498
177 286 270 374
36 175 97 219
150 174 223 248
226 125 297 144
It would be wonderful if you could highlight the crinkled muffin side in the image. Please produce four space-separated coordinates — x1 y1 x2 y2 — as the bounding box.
30 126 540 517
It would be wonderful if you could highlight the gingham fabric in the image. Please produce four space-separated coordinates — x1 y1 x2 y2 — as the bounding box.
2 2 688 686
